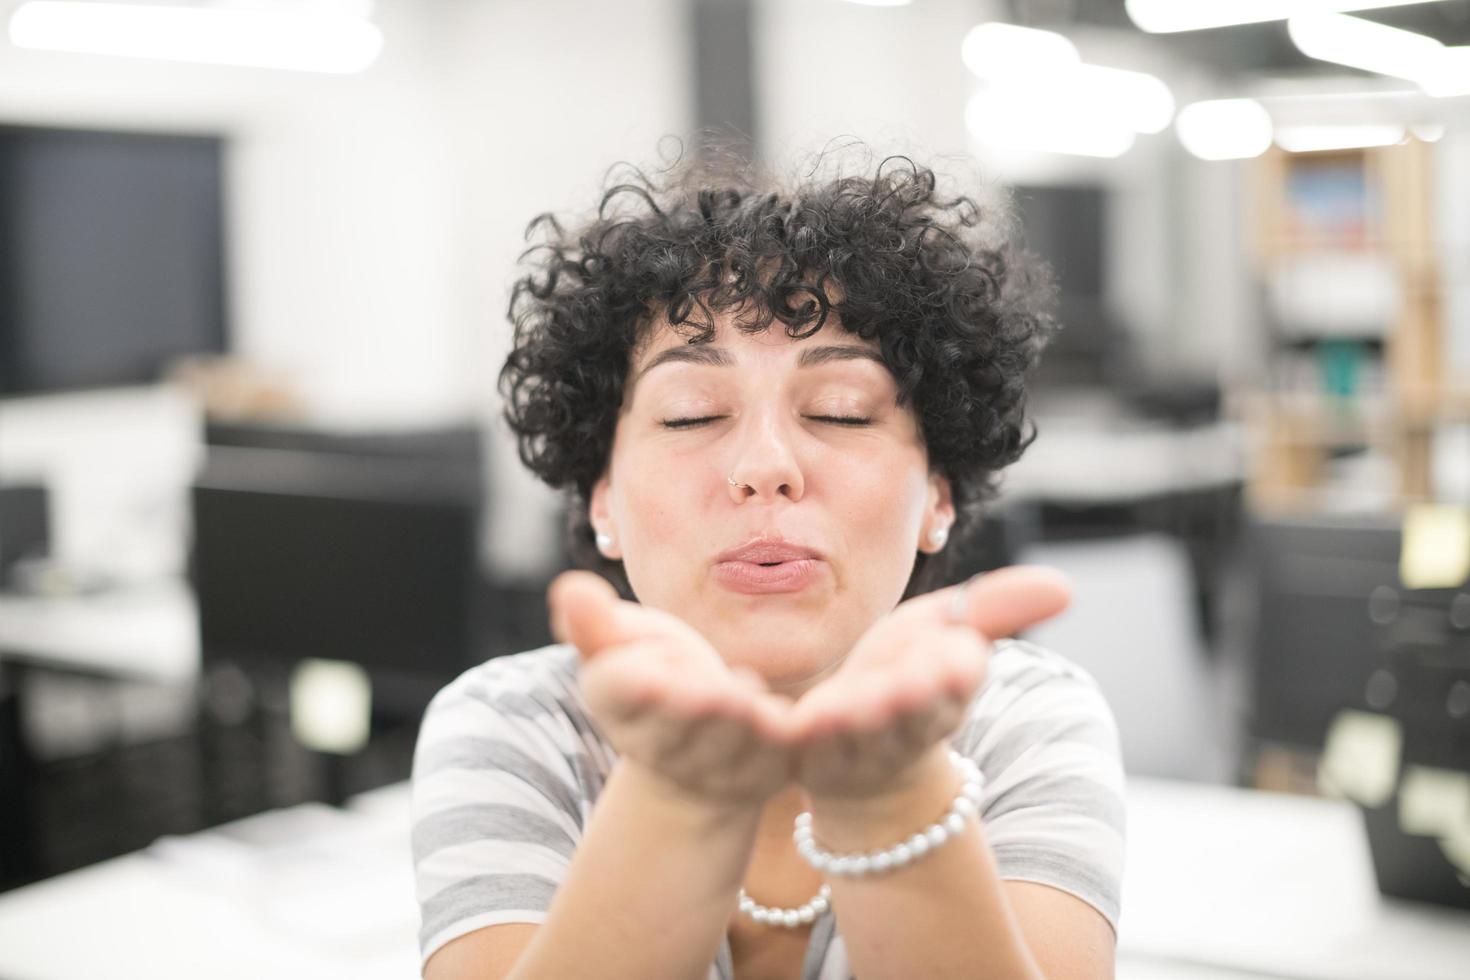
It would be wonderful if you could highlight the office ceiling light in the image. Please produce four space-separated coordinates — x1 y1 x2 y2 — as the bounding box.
963 23 1174 138
1073 63 1176 134
1126 0 1437 34
8 0 384 74
966 90 1136 158
1176 99 1274 160
961 22 1079 79
1288 12 1442 84
1419 46 1470 97
1275 123 1407 151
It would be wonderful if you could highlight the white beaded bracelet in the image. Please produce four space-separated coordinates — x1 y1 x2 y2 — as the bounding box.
793 749 984 877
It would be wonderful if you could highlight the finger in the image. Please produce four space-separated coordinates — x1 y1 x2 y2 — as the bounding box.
888 669 942 715
792 673 892 742
579 647 667 721
549 570 692 659
950 565 1072 639
821 674 893 735
935 628 988 697
749 690 799 744
548 571 620 657
730 665 767 696
786 682 849 740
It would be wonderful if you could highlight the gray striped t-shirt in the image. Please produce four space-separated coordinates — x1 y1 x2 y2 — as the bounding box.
411 638 1126 978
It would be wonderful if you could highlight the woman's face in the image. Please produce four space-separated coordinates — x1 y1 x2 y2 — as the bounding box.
589 311 954 696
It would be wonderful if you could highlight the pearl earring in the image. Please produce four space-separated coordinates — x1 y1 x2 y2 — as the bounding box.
929 526 949 550
595 531 613 552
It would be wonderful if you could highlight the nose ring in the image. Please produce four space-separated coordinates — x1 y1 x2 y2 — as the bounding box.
727 473 752 492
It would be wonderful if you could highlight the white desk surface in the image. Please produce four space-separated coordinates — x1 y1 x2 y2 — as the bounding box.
1 776 1468 980
1118 778 1470 980
999 416 1245 503
0 578 198 681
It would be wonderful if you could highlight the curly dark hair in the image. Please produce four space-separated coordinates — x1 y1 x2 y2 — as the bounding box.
499 143 1058 601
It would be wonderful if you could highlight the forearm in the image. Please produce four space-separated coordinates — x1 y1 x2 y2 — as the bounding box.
508 760 760 980
810 748 1045 980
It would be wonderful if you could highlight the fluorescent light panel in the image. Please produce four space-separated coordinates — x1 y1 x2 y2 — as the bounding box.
1275 123 1407 151
966 91 1136 158
962 22 1174 146
1127 0 1440 34
1417 45 1470 97
1288 12 1441 83
1289 13 1470 98
961 22 1079 78
8 1 383 74
1074 63 1176 134
1176 99 1274 160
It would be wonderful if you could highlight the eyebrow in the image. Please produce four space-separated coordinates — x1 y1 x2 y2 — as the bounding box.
632 343 887 385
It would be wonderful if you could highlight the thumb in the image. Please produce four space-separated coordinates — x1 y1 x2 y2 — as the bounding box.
548 570 632 660
549 570 694 660
950 565 1072 640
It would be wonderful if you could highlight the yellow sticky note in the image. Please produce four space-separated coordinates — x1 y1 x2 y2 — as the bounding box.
1398 766 1470 836
1317 709 1402 808
290 658 372 755
1400 503 1470 589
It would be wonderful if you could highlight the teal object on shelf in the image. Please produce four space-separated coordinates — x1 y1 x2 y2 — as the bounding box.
1319 340 1363 399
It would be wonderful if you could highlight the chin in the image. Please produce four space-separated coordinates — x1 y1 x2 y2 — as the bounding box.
717 632 842 691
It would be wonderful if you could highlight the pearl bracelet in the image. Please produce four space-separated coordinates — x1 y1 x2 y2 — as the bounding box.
793 749 984 877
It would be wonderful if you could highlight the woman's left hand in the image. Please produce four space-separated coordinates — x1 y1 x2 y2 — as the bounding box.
785 565 1072 804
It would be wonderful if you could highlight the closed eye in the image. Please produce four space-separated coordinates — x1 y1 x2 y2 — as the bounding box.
659 415 872 429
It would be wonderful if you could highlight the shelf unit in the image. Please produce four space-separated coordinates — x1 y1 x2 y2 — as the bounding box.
1244 138 1458 512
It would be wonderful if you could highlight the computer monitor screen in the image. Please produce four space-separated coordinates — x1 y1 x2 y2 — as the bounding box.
1249 513 1402 750
0 125 227 395
191 452 484 712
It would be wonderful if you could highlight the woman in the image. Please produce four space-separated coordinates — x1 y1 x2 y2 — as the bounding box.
411 149 1126 980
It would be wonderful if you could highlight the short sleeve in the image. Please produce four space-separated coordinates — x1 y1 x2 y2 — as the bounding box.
954 639 1128 934
409 648 598 970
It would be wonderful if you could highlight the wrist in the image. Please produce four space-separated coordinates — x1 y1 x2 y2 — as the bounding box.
614 758 768 829
804 744 963 852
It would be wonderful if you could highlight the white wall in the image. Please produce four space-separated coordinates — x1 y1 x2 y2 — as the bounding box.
754 0 981 166
432 0 693 579
0 0 692 582
0 0 471 424
1436 106 1470 384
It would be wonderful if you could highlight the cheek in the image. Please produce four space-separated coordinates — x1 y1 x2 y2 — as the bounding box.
826 452 929 552
614 445 703 551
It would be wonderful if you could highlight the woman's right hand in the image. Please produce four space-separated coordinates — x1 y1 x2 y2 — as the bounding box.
548 571 796 811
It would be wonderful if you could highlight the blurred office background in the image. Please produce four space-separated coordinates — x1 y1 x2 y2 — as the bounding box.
1 1 1469 977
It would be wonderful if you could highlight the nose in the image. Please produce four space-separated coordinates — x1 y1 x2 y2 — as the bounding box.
726 406 805 504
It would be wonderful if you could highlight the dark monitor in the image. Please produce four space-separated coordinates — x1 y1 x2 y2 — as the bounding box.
1248 513 1402 751
1012 183 1104 297
1250 513 1470 910
1010 183 1127 389
0 125 227 396
190 447 486 718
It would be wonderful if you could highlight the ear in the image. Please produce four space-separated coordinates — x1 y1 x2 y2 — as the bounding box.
921 472 956 554
588 472 622 560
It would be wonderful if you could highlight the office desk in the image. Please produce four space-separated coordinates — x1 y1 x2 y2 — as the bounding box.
1118 779 1470 980
1000 415 1245 504
0 785 420 980
0 579 199 884
1 777 1468 980
0 578 197 681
